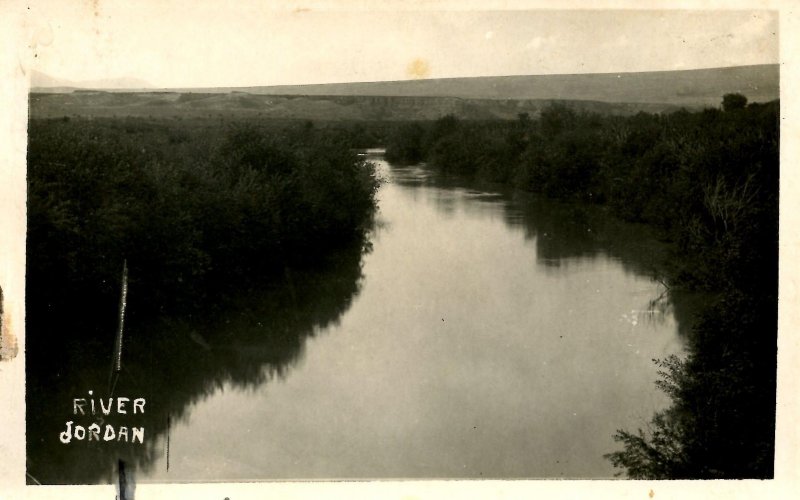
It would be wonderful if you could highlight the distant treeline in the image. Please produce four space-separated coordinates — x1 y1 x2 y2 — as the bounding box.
386 96 779 479
27 117 380 324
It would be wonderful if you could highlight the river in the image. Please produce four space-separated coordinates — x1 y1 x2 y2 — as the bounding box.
27 150 698 483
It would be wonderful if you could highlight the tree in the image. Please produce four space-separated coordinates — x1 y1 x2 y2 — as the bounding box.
722 93 748 112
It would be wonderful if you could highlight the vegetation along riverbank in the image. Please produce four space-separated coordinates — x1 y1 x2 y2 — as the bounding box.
385 95 779 478
27 118 381 328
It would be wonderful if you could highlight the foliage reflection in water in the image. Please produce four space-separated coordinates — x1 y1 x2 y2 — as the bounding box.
26 238 369 484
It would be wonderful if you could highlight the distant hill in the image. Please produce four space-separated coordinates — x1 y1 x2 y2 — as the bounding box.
28 65 778 121
30 70 152 91
173 64 779 107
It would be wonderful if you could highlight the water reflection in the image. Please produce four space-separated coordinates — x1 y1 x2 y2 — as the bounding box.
26 240 368 484
387 163 699 338
27 154 704 482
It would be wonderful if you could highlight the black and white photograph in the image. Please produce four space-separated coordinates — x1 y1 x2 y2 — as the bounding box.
0 1 797 498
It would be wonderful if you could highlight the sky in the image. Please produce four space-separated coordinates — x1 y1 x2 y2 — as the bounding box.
25 3 780 88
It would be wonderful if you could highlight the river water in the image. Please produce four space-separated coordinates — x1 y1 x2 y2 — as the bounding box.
27 150 695 482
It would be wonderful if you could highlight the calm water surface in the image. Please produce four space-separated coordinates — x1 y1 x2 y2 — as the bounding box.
28 150 695 482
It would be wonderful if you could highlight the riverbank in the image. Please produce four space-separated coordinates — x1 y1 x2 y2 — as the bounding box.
385 98 779 478
27 117 380 323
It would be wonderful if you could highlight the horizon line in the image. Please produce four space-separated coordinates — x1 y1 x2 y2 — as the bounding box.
31 62 779 91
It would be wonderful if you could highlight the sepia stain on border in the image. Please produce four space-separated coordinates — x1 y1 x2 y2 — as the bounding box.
407 58 431 79
87 0 102 37
0 284 19 362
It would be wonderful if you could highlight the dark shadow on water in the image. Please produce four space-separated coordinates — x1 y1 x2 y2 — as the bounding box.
26 239 369 485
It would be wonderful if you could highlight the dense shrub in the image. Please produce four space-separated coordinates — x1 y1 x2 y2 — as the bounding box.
605 291 776 478
27 118 379 322
386 99 779 294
